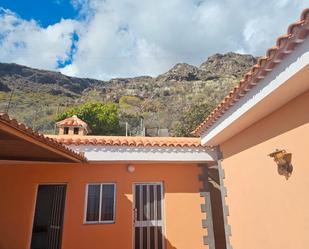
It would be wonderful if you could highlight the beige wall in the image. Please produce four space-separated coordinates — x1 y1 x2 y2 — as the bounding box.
220 90 309 249
58 126 86 135
0 162 208 249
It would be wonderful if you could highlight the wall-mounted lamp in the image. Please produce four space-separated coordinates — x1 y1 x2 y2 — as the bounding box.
127 164 135 173
268 149 293 180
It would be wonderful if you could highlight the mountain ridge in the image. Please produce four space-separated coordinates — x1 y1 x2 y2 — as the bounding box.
0 52 257 135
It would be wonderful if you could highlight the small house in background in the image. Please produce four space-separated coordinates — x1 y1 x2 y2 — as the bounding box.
56 115 90 136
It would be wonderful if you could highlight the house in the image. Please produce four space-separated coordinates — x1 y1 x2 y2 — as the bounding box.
0 113 225 249
56 115 90 136
193 7 309 249
0 7 308 249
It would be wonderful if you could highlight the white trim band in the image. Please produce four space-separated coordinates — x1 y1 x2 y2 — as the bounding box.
67 145 217 162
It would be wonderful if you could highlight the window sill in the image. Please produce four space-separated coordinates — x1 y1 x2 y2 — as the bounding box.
83 221 115 225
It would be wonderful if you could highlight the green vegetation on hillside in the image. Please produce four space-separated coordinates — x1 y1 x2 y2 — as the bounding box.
172 102 215 137
0 52 257 136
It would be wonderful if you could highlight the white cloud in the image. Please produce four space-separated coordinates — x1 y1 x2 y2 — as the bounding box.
273 0 290 8
0 1 307 79
0 8 79 70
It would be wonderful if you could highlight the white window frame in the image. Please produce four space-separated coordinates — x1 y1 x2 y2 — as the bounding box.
84 183 116 224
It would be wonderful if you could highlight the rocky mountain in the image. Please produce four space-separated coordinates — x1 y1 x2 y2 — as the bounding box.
0 62 102 96
158 52 256 82
199 53 256 77
0 52 257 135
156 63 200 81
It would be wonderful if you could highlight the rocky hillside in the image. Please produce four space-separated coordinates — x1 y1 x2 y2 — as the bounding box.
0 52 256 135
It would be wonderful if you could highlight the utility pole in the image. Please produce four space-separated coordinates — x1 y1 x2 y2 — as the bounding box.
140 117 145 136
54 104 60 134
125 122 128 136
32 109 38 131
5 84 16 114
138 91 157 137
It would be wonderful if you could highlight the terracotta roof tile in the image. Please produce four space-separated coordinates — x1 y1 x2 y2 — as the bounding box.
56 115 88 128
48 135 205 148
193 8 309 136
0 112 86 162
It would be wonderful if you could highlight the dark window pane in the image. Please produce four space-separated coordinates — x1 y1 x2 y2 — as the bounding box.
143 185 147 221
135 227 140 249
150 185 154 220
150 226 155 249
86 185 100 222
143 227 147 249
73 127 79 134
63 127 69 135
101 184 115 221
157 227 163 249
156 185 162 220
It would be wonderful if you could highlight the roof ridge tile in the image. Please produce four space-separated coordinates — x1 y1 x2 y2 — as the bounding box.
48 135 206 148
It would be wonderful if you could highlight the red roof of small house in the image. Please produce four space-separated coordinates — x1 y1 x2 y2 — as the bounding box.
48 135 205 148
193 8 309 136
56 115 88 128
56 115 90 133
0 112 86 162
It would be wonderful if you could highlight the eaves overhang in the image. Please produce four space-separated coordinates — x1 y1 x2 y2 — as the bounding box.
200 39 309 146
0 113 87 163
193 8 309 143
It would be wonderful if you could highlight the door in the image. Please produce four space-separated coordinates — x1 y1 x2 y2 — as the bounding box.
133 183 165 249
30 185 66 249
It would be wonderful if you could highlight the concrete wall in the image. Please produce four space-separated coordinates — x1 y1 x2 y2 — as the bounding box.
220 90 309 249
0 162 209 249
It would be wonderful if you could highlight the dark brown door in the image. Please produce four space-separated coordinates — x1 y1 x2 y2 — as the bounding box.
133 183 164 249
30 185 66 249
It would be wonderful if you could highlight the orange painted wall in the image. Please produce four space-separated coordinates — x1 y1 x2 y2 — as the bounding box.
0 162 208 249
220 90 309 249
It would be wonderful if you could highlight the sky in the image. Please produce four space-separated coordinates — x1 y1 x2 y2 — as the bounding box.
0 0 307 80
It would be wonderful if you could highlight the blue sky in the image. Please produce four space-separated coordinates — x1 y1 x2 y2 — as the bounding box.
0 0 78 27
0 0 307 79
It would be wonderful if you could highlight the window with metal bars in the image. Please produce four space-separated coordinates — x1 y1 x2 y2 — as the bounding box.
85 183 116 223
